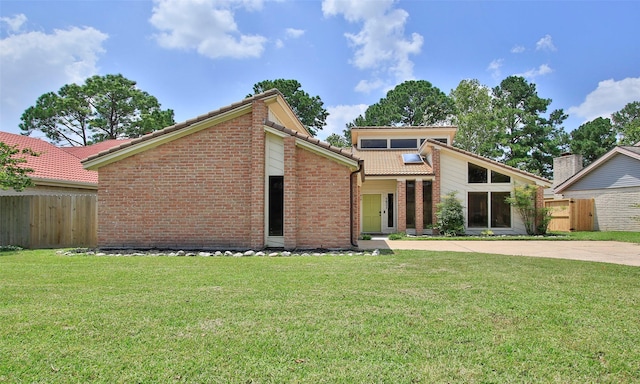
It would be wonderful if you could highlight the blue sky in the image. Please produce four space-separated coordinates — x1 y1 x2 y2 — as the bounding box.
1 0 639 142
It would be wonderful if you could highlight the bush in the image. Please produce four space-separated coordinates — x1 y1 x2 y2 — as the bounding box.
388 233 405 240
505 184 551 235
361 234 372 240
435 191 465 236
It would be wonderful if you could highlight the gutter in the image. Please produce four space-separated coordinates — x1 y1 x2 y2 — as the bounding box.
350 159 364 248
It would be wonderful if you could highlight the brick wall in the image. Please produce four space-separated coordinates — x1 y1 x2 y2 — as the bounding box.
97 114 255 249
293 147 353 249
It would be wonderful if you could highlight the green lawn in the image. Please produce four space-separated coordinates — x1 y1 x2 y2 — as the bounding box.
1 250 639 383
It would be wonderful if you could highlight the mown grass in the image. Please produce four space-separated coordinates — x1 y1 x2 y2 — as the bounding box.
1 250 639 383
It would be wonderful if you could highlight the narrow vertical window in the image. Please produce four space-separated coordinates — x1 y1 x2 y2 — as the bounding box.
468 192 488 227
406 181 415 229
268 176 284 236
387 193 394 227
423 181 433 228
491 192 511 228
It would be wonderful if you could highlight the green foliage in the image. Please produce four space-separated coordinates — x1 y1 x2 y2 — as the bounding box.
570 117 616 165
19 74 175 146
492 76 569 178
450 79 502 159
249 79 328 137
325 133 350 148
348 80 455 128
361 234 372 240
505 184 551 235
612 101 640 145
435 191 465 236
387 232 405 240
0 142 38 191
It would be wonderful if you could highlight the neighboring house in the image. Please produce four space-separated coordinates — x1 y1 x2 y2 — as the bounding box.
352 127 552 236
0 131 97 195
83 90 363 250
554 143 640 231
0 131 130 248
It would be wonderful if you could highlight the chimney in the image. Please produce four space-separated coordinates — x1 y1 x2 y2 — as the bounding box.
553 153 583 188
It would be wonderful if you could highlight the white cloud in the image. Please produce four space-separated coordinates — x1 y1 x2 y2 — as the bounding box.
511 45 525 54
319 104 368 141
274 38 284 49
1 14 27 33
517 64 553 79
0 18 108 133
568 77 640 123
149 0 267 59
354 78 385 93
487 58 503 79
536 34 557 51
322 0 423 93
285 28 304 39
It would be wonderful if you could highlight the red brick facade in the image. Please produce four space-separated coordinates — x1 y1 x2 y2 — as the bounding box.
96 105 357 250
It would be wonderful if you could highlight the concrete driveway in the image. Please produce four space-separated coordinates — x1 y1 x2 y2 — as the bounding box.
358 238 640 266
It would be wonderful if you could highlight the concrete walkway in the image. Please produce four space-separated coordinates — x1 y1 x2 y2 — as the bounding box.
358 238 640 266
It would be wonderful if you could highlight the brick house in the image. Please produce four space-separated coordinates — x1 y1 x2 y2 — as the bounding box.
351 127 551 236
83 90 363 250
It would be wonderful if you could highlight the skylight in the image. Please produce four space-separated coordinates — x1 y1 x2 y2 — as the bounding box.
402 153 423 164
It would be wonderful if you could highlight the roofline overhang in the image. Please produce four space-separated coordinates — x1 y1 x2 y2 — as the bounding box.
295 138 360 170
32 177 98 190
555 146 640 193
83 104 252 170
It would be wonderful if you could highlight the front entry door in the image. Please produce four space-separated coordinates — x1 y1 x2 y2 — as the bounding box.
363 194 381 233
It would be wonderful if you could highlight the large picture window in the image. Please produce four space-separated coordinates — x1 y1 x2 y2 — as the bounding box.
468 191 512 228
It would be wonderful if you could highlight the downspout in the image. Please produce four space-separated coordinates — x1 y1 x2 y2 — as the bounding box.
350 159 364 248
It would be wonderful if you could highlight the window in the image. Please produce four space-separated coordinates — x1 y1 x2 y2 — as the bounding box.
387 193 394 227
423 181 432 228
390 138 417 149
468 192 488 227
433 138 448 144
491 170 511 183
406 181 415 229
468 163 488 183
268 176 284 236
402 153 423 164
491 192 511 228
468 191 512 228
360 139 387 149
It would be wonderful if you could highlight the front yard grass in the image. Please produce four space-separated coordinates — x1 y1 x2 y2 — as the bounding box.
1 250 639 383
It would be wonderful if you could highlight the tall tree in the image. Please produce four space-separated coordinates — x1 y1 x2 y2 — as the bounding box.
449 79 502 158
349 80 455 127
325 133 349 148
0 142 38 192
492 76 568 177
612 101 640 145
20 74 175 146
569 117 616 165
249 79 328 137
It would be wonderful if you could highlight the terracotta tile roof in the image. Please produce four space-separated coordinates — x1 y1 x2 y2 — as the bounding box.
60 139 133 161
351 148 433 176
0 131 97 184
263 120 361 163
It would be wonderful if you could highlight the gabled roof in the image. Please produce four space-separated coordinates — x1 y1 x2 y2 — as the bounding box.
60 139 133 161
83 89 308 170
351 148 432 176
0 131 97 186
555 145 640 193
422 139 552 186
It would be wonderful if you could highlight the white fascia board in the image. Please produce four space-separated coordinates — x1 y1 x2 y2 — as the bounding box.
33 178 98 190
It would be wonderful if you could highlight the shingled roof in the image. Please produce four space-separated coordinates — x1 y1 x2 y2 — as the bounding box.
60 139 133 161
352 147 432 176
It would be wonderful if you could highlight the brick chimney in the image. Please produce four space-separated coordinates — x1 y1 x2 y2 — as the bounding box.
553 153 583 188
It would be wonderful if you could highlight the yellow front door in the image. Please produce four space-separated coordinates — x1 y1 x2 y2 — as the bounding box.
363 194 381 233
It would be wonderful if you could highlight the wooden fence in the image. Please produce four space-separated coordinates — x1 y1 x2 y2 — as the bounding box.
545 198 594 232
0 195 97 249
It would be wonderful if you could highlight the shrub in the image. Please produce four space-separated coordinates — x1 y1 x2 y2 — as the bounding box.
505 184 552 235
435 191 465 236
361 234 372 240
388 233 405 240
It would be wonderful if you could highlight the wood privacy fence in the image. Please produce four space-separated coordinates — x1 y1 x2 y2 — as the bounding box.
545 198 594 232
0 195 97 248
